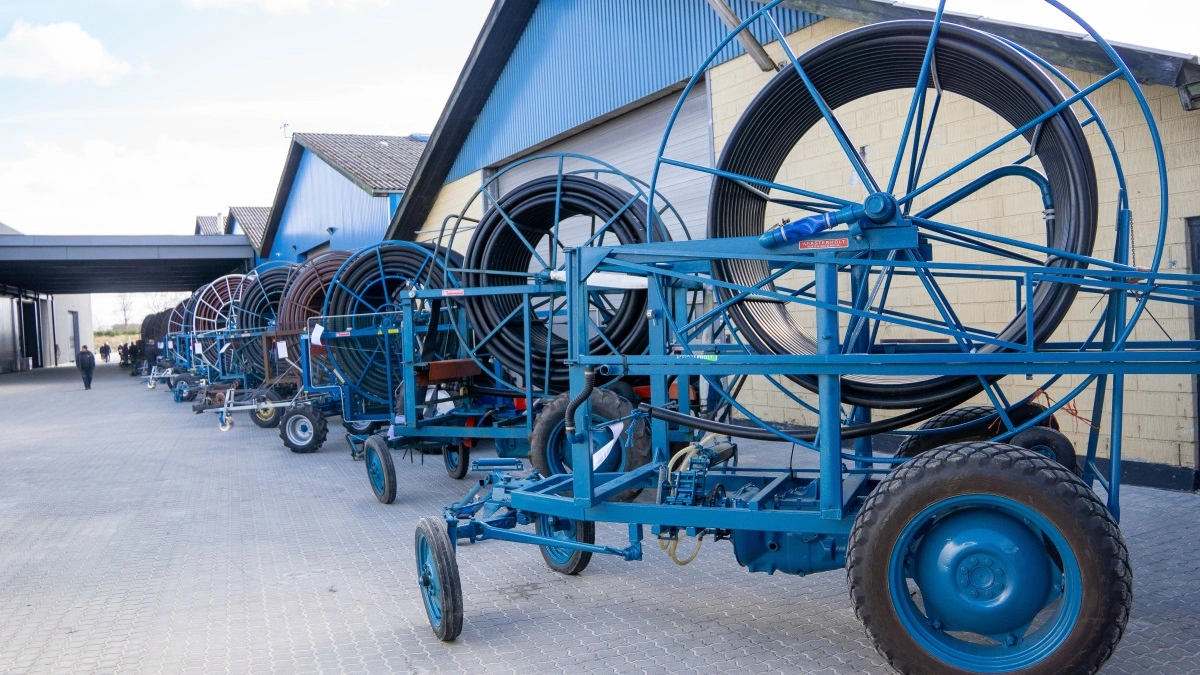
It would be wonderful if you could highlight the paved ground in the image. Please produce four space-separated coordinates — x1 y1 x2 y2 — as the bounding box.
1 364 1198 674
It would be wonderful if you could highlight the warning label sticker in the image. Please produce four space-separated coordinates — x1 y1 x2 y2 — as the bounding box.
442 289 465 297
799 237 850 250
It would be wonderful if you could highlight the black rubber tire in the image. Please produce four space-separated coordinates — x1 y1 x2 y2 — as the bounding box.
1011 426 1080 475
895 404 1056 457
343 419 382 435
249 390 283 429
529 388 651 502
279 405 328 453
847 442 1132 675
414 516 464 642
536 516 595 575
364 435 397 504
606 380 637 405
443 443 470 480
176 375 199 403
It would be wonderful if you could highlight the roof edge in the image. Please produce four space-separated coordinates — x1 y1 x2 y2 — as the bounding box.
386 0 540 241
784 0 1199 87
258 139 305 258
292 134 383 197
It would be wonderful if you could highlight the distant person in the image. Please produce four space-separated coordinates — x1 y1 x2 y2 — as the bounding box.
77 345 96 390
54 343 61 364
117 343 128 366
99 343 111 363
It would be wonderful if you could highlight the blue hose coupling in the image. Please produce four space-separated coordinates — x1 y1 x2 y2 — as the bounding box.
758 192 898 249
758 212 837 248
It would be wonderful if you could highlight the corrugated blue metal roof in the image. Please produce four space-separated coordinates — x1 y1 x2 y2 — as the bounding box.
447 0 820 183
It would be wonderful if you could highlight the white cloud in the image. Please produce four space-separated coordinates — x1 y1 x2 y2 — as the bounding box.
0 136 283 236
0 20 132 85
185 0 390 13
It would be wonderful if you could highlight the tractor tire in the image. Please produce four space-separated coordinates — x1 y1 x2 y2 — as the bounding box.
895 403 1056 458
529 388 650 502
847 442 1131 674
249 390 284 429
279 405 328 453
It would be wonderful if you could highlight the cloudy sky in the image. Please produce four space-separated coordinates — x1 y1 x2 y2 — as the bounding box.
0 0 1194 326
0 0 492 239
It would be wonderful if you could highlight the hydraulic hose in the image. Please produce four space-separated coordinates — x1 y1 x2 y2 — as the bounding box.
708 20 1097 411
323 241 461 403
638 400 958 444
463 174 669 394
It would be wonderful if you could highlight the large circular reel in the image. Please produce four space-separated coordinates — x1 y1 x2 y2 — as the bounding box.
232 261 297 378
191 274 245 366
322 241 460 405
278 250 352 365
708 20 1096 411
644 0 1167 438
437 156 689 395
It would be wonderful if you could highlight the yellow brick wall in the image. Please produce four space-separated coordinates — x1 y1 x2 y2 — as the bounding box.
708 19 1200 469
411 170 484 254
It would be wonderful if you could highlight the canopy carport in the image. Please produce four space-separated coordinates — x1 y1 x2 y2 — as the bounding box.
0 235 255 293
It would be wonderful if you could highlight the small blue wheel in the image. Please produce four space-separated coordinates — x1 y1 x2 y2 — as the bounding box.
535 514 595 575
364 435 397 504
443 443 470 480
847 443 1130 674
414 516 463 641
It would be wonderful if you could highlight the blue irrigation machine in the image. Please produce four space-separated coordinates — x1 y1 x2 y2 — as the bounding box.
409 2 1195 672
294 159 693 502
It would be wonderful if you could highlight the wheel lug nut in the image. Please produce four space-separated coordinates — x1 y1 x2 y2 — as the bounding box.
983 558 993 566
959 579 968 587
971 590 979 598
969 557 978 565
997 569 1005 577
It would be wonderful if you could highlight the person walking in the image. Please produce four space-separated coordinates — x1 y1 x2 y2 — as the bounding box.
77 345 96 390
99 343 111 363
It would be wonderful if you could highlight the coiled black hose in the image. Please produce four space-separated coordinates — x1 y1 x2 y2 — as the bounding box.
463 175 668 393
324 241 461 403
709 20 1096 412
233 263 296 377
278 250 352 360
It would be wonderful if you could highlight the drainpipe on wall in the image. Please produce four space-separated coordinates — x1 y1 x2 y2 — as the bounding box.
50 295 58 367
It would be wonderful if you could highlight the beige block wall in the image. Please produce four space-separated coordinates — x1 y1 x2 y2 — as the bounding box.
411 170 485 254
708 19 1200 469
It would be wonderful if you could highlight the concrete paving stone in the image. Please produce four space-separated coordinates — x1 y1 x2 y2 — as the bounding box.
1 364 1199 673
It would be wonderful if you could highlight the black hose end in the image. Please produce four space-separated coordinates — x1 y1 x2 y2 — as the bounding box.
564 368 596 440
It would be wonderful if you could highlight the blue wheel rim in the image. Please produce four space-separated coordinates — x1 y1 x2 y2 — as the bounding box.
366 446 386 496
444 446 460 471
546 415 622 474
889 494 1082 672
416 531 443 628
538 514 579 564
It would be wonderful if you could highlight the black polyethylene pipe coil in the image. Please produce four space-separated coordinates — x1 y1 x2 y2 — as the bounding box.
463 174 668 394
278 250 352 359
324 241 461 403
709 20 1097 411
233 263 297 377
235 263 296 333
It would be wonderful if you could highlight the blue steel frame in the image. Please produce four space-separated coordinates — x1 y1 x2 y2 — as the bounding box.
426 0 1186 661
